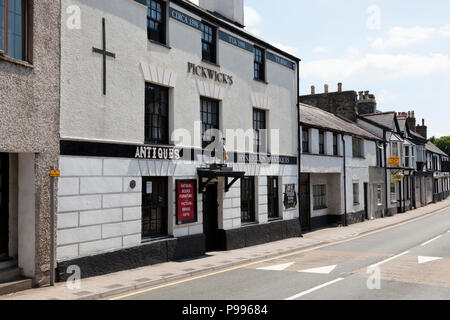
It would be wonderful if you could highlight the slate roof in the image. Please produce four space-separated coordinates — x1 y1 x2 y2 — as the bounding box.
359 112 396 130
425 141 448 157
300 103 381 141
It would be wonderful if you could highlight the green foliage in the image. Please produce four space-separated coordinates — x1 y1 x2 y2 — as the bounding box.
429 136 450 157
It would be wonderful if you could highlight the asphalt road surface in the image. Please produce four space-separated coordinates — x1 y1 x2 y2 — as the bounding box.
114 206 450 300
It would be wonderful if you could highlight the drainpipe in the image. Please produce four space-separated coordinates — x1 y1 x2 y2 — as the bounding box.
383 131 388 218
341 135 348 226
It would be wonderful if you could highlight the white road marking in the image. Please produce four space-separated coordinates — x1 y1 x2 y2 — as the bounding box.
285 278 345 300
298 265 337 274
369 251 410 268
257 262 294 271
418 256 443 264
421 235 442 246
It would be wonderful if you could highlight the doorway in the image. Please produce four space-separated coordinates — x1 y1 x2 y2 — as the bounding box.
142 177 168 239
203 183 219 252
0 153 9 259
299 174 311 231
364 183 369 220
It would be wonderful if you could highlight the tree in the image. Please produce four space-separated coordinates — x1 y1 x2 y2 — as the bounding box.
429 136 450 157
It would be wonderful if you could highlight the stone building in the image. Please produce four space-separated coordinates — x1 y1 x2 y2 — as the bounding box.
0 0 61 291
299 103 383 230
56 0 300 280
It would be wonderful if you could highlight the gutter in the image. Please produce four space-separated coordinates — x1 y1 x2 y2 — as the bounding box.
383 130 388 218
296 61 302 234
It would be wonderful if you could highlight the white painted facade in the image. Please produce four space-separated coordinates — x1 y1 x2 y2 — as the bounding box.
300 124 380 228
58 0 299 261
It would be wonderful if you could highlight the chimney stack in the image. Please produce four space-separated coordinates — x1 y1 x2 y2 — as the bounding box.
406 110 417 132
311 85 315 95
199 0 245 26
324 84 329 93
416 118 428 139
338 83 343 92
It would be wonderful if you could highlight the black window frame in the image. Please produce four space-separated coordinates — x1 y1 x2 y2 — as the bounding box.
1 0 27 61
147 0 166 45
253 108 266 153
267 176 279 219
319 130 325 154
254 46 265 82
313 184 326 210
201 21 216 64
200 97 220 149
302 128 309 153
142 177 169 239
241 177 255 223
145 83 169 145
333 133 338 156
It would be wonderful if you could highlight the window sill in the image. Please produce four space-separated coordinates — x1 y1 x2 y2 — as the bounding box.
241 221 258 227
253 78 268 85
201 59 220 68
353 203 360 206
141 235 172 244
148 39 171 50
0 54 33 68
268 217 282 222
313 206 328 211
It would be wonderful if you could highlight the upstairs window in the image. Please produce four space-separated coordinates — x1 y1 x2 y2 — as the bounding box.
201 97 219 149
319 131 325 154
253 108 266 153
147 0 166 44
352 137 364 158
201 22 216 64
405 146 410 167
333 133 338 156
254 46 265 81
145 83 169 145
302 128 309 153
1 0 27 61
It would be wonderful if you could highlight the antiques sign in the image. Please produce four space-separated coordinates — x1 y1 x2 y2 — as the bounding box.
134 146 181 160
176 180 197 225
188 62 233 85
283 184 298 209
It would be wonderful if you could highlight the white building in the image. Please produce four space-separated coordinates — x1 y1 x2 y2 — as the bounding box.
57 0 300 279
299 104 383 230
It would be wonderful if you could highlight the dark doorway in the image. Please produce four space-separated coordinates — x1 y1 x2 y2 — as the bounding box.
0 153 9 257
203 183 219 252
142 177 168 239
299 174 311 231
364 183 369 220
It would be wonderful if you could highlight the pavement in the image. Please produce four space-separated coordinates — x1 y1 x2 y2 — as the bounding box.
2 198 450 300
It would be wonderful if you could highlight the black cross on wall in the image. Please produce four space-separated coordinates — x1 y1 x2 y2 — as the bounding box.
92 18 116 95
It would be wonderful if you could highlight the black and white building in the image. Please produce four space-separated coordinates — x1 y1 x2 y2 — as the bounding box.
57 0 300 279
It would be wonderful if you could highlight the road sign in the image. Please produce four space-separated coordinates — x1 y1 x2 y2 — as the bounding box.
50 170 60 177
389 157 399 166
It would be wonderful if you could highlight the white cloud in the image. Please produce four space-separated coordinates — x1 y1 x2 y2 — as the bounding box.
302 52 450 81
369 26 435 50
244 6 262 28
314 46 330 54
271 42 299 56
440 24 450 37
377 89 397 104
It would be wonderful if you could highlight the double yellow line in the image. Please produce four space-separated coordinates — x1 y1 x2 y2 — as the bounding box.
110 205 450 300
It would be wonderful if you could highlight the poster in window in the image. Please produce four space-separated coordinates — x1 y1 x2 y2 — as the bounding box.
176 180 198 225
283 184 297 210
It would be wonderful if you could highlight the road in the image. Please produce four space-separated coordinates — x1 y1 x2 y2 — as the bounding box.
113 206 450 300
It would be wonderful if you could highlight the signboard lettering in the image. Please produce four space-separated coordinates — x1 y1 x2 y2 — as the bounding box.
188 62 233 85
176 180 198 225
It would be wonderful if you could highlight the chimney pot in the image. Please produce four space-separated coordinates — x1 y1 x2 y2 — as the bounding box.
311 85 315 95
422 119 425 126
358 91 364 100
324 84 329 93
338 83 342 92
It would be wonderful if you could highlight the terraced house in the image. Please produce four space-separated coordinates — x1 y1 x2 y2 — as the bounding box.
56 0 300 280
0 0 61 292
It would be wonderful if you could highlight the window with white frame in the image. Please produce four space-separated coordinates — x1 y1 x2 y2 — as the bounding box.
390 183 397 203
353 183 360 204
376 185 383 205
405 146 410 168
